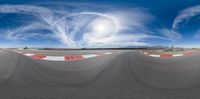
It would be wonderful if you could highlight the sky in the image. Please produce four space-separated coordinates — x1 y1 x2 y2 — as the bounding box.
0 0 200 48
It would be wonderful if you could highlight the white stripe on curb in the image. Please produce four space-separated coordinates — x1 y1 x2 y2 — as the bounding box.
16 51 119 61
43 56 65 61
104 52 113 55
173 54 183 57
81 54 98 59
24 53 34 56
149 54 160 57
142 50 195 58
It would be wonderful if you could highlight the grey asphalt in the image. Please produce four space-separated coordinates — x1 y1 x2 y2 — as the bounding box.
1 49 200 99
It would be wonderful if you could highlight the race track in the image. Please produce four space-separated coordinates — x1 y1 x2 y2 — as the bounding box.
1 49 200 99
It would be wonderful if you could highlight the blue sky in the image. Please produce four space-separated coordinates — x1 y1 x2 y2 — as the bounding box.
0 0 200 48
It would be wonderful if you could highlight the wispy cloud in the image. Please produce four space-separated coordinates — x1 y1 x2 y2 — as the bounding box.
54 7 171 47
0 22 54 40
171 5 200 41
172 5 200 30
158 28 182 40
0 4 173 48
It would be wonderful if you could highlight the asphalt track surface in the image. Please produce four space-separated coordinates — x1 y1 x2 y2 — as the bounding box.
19 49 118 56
1 49 200 99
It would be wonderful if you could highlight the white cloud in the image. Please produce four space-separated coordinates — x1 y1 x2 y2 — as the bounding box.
158 28 182 40
56 9 169 47
0 4 173 48
172 5 200 30
0 22 54 40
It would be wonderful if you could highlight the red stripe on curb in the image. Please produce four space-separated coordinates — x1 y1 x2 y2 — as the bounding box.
160 54 172 58
65 56 84 61
16 51 116 61
143 51 198 58
32 55 47 59
183 52 193 56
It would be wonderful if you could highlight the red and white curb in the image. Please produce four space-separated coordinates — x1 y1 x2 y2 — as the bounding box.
16 52 118 61
142 51 196 58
